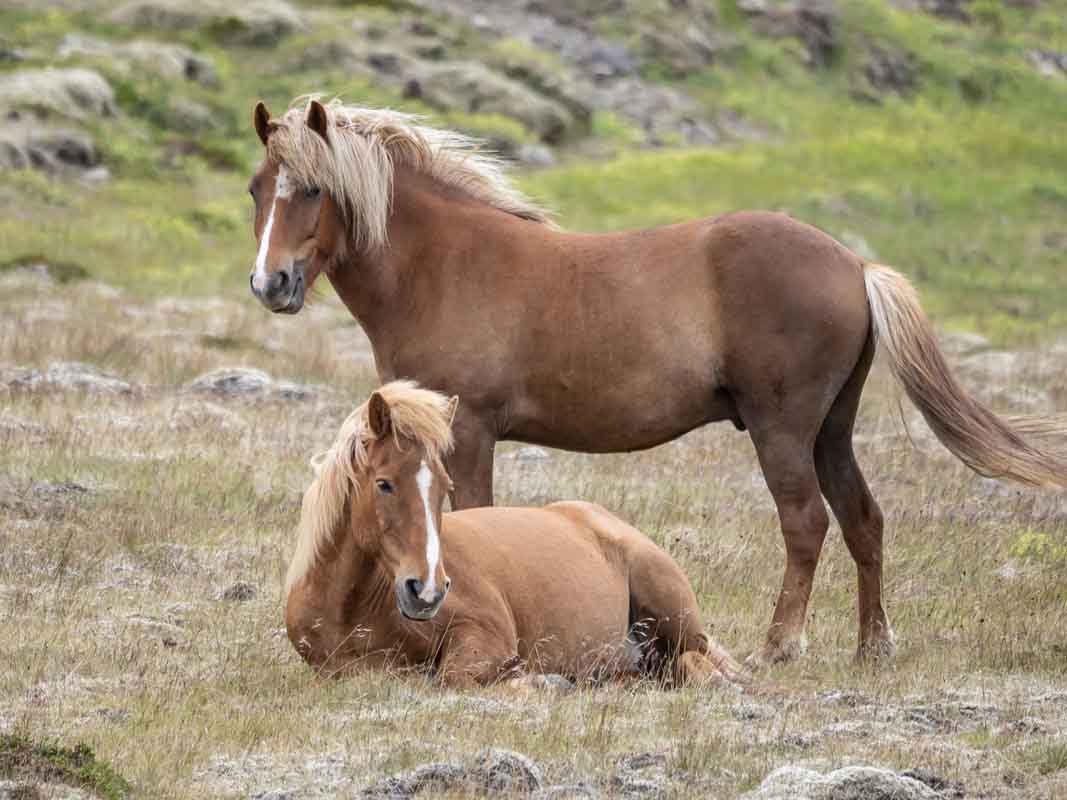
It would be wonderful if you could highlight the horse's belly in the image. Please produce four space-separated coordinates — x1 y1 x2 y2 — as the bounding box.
507 380 734 452
509 555 634 678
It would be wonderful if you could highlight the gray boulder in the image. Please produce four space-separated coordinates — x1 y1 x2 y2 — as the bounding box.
3 362 134 395
183 367 318 401
0 124 97 173
741 765 943 800
404 61 576 144
1028 49 1067 78
111 0 302 46
58 34 218 86
472 748 543 794
741 0 839 67
0 68 116 120
362 762 468 797
864 46 917 94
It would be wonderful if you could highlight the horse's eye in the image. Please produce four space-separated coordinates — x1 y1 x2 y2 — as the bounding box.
375 479 393 495
305 186 321 199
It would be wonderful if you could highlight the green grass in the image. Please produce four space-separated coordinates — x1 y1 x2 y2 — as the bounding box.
0 733 132 799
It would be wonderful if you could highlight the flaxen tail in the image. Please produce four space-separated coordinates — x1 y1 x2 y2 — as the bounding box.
863 263 1067 489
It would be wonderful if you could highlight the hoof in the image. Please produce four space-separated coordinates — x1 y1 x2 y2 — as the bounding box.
745 635 807 671
855 630 897 664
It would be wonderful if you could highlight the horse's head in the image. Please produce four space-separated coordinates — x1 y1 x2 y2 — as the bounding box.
357 389 457 621
248 100 344 314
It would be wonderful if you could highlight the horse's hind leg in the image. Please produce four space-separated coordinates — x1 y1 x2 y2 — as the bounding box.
743 411 832 667
814 331 893 661
627 545 746 687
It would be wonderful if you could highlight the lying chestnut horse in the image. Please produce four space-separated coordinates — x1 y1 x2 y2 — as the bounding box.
284 381 746 688
252 98 1067 666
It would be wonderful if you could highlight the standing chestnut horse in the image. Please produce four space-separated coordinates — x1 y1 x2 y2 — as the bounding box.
249 98 1067 666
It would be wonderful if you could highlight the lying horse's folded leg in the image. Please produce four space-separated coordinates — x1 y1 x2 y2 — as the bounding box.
672 650 741 690
625 539 744 689
435 627 520 689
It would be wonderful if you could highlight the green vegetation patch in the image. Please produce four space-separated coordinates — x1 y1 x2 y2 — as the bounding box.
0 254 88 283
0 734 131 800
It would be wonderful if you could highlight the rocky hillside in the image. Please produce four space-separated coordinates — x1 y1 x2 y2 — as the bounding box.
1 0 1065 337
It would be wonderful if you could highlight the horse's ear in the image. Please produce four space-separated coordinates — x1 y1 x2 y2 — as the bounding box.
306 99 330 143
445 395 459 426
253 101 272 146
368 392 392 439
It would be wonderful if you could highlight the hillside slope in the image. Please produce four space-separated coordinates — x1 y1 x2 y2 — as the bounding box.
1 0 1065 339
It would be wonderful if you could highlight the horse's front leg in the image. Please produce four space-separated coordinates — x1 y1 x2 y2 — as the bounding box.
445 411 496 509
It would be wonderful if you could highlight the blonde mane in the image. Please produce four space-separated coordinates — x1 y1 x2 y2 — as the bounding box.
265 97 555 254
284 381 455 597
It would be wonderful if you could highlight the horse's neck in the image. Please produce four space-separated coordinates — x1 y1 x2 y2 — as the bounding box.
329 168 542 362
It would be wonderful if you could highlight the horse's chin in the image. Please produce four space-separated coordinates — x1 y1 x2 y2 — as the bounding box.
399 604 441 622
273 297 304 314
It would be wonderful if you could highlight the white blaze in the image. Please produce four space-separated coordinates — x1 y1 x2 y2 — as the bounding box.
252 166 293 291
415 460 440 602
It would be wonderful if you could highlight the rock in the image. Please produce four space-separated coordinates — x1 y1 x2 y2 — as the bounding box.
512 673 575 692
0 413 48 439
1027 49 1067 78
410 0 725 145
908 0 973 23
611 777 665 798
183 368 317 401
864 46 917 94
839 231 878 262
220 582 257 602
404 61 576 144
3 362 134 395
537 785 599 799
0 68 115 120
0 39 29 64
362 762 468 798
741 765 942 800
730 702 778 721
164 95 218 133
168 398 247 431
0 125 98 174
0 780 93 799
516 143 556 167
111 0 302 47
31 481 91 499
637 22 736 78
613 752 667 798
509 446 553 462
57 34 218 86
900 769 965 798
472 748 543 794
742 0 839 67
938 330 989 357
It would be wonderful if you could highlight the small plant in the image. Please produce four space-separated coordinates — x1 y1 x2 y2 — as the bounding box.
0 734 132 800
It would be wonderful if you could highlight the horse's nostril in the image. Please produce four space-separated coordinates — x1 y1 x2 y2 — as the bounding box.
276 270 289 290
405 578 424 599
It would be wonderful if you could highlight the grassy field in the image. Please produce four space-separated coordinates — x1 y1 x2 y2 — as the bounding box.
2 0 1067 797
1 274 1066 797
